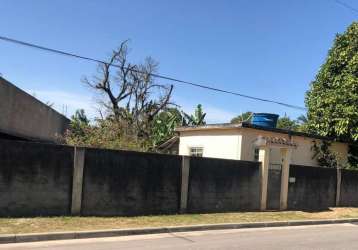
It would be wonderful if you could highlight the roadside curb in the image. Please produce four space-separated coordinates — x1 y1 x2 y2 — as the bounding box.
1 218 358 244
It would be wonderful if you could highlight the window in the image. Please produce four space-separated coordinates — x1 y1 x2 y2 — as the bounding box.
190 147 203 157
254 148 260 162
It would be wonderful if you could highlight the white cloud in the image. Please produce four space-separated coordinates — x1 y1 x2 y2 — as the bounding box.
179 102 236 124
204 106 236 123
27 89 97 119
26 89 235 123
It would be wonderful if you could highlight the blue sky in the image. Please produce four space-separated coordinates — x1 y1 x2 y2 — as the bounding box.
0 0 356 123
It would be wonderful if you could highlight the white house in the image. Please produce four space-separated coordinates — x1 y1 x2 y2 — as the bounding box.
176 122 349 168
175 120 351 211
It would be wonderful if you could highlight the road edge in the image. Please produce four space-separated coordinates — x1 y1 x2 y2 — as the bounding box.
1 218 358 244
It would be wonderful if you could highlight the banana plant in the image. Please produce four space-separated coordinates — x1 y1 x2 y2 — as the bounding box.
182 104 206 126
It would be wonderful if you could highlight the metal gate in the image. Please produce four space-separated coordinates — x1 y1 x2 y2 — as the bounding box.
267 164 282 210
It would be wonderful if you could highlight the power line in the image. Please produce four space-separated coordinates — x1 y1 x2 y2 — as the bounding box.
334 0 358 14
0 35 306 111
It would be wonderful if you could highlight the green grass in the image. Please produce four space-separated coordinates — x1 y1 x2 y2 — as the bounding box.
1 207 358 234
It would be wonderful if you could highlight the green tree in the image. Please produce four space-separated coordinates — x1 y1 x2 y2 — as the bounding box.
64 112 145 151
230 111 253 124
182 104 206 126
305 22 358 142
348 145 358 169
312 140 339 168
72 109 89 125
296 114 309 132
297 114 308 125
151 108 182 147
276 114 299 131
64 109 90 145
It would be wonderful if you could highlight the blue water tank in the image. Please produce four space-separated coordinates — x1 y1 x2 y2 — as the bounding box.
251 113 279 128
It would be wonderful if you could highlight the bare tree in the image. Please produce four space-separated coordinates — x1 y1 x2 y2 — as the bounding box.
83 40 173 141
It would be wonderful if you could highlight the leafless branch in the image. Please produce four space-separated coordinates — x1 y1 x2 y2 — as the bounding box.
84 40 174 140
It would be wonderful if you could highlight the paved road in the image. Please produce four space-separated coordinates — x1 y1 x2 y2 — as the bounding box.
2 223 358 250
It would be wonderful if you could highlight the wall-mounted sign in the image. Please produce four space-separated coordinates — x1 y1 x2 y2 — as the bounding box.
289 177 296 183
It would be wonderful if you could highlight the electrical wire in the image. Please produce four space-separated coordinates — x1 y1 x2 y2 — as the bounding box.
334 0 358 14
0 35 306 111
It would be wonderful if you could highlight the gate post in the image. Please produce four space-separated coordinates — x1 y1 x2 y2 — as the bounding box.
71 147 85 215
259 147 270 211
280 148 291 210
336 167 342 207
180 156 190 213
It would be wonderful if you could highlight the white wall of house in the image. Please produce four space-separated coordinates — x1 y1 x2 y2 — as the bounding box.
241 128 348 166
179 129 242 160
179 127 349 167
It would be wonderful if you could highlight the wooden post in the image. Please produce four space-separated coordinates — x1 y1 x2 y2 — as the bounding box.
259 147 270 211
180 156 190 213
71 147 85 215
280 148 291 210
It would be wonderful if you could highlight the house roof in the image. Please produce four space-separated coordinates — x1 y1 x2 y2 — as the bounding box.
156 136 179 150
175 122 351 144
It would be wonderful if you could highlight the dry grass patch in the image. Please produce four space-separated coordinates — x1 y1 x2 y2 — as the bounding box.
1 207 358 235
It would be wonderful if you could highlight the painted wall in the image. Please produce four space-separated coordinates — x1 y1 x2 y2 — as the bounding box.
179 129 242 160
81 148 182 216
1 138 356 217
187 157 261 212
288 165 337 210
0 77 70 142
179 127 349 167
340 169 358 206
0 139 74 216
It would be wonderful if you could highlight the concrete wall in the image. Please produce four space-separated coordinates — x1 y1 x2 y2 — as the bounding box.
1 138 356 217
288 165 337 210
179 129 242 160
179 127 349 167
0 139 74 216
340 169 358 206
0 77 70 142
81 148 182 216
187 157 261 213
